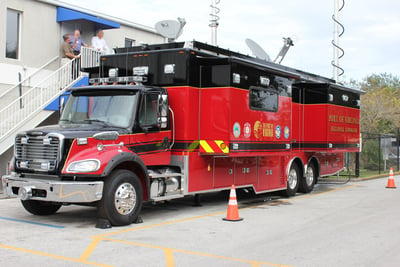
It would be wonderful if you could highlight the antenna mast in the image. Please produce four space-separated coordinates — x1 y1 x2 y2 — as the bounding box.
331 0 345 82
209 0 220 45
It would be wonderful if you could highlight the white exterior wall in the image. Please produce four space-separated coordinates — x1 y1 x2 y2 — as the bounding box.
0 0 165 89
0 0 60 86
104 24 166 50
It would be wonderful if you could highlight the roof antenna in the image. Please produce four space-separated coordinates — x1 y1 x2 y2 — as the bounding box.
274 37 294 64
209 0 220 45
331 0 345 82
155 18 186 43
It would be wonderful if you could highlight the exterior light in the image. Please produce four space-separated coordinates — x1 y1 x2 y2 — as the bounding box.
164 64 175 74
77 138 88 145
232 73 240 84
260 76 270 86
133 66 149 76
67 159 100 173
109 68 119 78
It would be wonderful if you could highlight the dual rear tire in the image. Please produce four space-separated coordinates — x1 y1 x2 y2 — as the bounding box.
299 162 317 193
284 161 317 197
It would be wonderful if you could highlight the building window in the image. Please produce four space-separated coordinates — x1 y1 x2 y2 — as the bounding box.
6 9 21 59
125 38 135 47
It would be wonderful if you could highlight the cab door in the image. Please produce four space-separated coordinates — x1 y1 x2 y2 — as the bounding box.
131 91 172 165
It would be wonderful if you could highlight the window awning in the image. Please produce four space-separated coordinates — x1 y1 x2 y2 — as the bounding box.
56 7 120 30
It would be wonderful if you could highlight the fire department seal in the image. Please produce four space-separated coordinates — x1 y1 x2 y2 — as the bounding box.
254 121 262 139
284 126 290 139
275 125 281 139
233 122 241 138
244 122 251 138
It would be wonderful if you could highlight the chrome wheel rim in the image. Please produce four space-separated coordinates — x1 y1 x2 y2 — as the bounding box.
288 168 298 189
114 182 137 215
306 166 315 187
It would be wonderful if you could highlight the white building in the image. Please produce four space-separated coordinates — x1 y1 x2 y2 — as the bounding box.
0 0 165 179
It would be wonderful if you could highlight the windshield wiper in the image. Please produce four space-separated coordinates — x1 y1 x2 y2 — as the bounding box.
83 119 120 128
59 119 77 124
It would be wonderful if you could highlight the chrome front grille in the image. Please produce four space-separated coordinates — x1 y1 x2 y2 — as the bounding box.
15 134 61 172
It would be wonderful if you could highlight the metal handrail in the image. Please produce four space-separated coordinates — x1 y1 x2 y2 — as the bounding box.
0 56 59 99
0 57 82 139
81 47 107 69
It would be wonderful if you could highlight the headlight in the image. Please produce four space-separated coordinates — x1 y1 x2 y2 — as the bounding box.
66 159 100 173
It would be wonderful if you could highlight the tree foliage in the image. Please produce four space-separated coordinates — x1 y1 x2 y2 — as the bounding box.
359 73 400 134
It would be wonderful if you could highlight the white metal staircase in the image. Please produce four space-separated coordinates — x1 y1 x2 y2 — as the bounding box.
0 48 106 156
0 58 82 155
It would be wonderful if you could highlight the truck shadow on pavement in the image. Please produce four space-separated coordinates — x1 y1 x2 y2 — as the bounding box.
2 183 342 228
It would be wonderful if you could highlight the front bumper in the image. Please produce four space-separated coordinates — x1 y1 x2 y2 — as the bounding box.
2 174 103 203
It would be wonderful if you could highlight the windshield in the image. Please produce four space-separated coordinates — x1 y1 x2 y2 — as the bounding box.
60 91 137 128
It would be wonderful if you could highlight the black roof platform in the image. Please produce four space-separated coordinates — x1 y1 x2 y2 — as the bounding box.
113 40 336 84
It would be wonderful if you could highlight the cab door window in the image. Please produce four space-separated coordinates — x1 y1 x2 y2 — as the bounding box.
139 93 158 126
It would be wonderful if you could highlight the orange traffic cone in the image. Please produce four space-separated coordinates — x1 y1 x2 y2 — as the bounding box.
386 167 396 189
223 185 243 222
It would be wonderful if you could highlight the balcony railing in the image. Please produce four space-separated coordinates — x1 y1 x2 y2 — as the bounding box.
81 47 108 69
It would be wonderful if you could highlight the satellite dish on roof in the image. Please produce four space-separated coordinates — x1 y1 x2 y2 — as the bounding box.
245 38 271 62
155 18 186 42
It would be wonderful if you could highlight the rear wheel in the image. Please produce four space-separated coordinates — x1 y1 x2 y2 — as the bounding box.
299 162 317 193
283 163 300 197
98 170 143 226
21 200 62 216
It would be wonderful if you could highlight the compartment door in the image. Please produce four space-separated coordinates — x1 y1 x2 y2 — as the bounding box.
213 157 234 188
291 86 304 150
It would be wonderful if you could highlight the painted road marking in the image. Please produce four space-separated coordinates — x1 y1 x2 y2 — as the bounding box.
0 183 361 267
0 244 113 267
101 237 292 267
80 183 361 266
0 216 65 229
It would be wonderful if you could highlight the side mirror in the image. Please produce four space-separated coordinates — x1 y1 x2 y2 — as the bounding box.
158 94 169 129
58 94 69 114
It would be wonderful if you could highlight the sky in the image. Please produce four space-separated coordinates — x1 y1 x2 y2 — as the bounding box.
64 0 399 82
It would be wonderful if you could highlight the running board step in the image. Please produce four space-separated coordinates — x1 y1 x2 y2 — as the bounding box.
148 172 183 179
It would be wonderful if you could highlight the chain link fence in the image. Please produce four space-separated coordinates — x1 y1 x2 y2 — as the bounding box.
358 132 400 176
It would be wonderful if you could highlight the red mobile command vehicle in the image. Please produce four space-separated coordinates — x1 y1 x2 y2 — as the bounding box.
2 41 361 226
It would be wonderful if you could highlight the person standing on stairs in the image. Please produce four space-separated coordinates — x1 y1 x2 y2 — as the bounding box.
61 34 79 65
61 34 80 81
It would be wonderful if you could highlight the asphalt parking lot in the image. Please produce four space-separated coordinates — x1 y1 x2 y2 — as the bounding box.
0 176 399 267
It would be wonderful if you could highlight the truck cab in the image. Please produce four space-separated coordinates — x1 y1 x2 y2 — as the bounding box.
3 84 175 226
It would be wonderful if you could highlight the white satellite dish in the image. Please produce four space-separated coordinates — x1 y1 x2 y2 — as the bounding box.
155 18 186 42
245 38 271 62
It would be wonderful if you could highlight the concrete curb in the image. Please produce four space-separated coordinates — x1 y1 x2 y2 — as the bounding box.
319 171 400 183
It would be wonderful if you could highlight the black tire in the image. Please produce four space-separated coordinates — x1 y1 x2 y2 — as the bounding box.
97 170 143 226
283 163 300 197
299 162 317 193
21 200 62 216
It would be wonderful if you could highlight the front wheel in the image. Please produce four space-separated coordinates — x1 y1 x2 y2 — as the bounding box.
299 162 317 193
97 170 143 226
283 163 300 197
21 200 62 216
